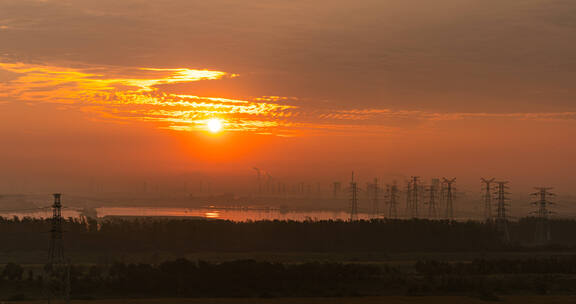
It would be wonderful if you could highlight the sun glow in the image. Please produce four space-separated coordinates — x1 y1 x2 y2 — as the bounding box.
0 61 298 135
207 118 224 133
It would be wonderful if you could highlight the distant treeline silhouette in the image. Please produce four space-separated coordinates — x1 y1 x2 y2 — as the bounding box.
416 256 576 275
1 217 576 253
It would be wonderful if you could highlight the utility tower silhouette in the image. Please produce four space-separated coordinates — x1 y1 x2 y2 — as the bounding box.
481 178 495 222
349 172 359 221
405 180 412 218
45 193 70 304
494 181 511 244
531 187 555 245
252 167 262 195
386 182 399 219
371 178 380 218
406 176 420 218
427 178 440 219
443 178 456 220
333 182 342 198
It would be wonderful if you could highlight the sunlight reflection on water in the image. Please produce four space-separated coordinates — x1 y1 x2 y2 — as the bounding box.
0 207 374 222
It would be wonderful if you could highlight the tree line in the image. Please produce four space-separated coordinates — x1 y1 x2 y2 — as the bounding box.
415 256 576 275
1 216 576 253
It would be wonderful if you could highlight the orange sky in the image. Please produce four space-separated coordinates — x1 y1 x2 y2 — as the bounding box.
1 0 576 196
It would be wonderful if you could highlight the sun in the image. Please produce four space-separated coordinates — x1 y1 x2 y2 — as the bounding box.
206 118 224 133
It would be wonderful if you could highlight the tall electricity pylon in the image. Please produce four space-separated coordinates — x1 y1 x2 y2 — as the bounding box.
253 167 262 195
481 178 495 222
45 193 70 304
371 178 380 218
494 181 511 244
349 172 359 221
333 182 342 198
405 180 412 218
386 182 399 219
443 178 456 220
531 187 555 245
427 178 440 219
439 179 446 216
406 176 420 218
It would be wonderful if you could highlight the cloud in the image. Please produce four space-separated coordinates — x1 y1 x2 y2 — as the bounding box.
2 60 576 137
0 61 296 133
1 0 576 115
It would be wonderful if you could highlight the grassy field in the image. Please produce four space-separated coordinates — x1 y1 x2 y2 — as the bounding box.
12 296 576 304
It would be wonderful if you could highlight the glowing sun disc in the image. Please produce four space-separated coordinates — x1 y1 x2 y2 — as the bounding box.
207 118 223 133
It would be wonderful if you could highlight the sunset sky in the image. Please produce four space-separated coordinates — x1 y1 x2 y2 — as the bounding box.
1 0 576 194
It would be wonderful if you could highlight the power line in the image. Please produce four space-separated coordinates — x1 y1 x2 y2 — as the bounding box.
0 206 51 213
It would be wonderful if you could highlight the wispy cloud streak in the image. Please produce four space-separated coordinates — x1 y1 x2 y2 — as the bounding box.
0 61 294 133
1 61 575 136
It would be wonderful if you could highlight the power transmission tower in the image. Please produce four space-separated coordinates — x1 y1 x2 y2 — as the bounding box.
365 182 372 215
531 187 555 245
481 178 495 222
412 176 420 218
405 180 412 218
371 178 380 218
427 178 440 219
439 179 446 216
265 173 273 194
443 178 456 220
45 193 70 304
494 181 511 244
405 176 420 218
252 167 262 195
333 182 342 198
385 182 399 219
349 172 359 221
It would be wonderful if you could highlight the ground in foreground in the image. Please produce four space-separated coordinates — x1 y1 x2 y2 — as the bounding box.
14 296 576 304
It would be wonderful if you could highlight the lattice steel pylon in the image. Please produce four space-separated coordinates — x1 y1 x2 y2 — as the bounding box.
494 181 511 244
427 178 440 219
531 187 555 245
253 167 262 195
45 193 70 304
349 172 359 221
405 180 412 218
406 176 420 218
481 178 495 222
443 178 456 220
370 178 380 218
333 182 342 198
385 182 399 219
